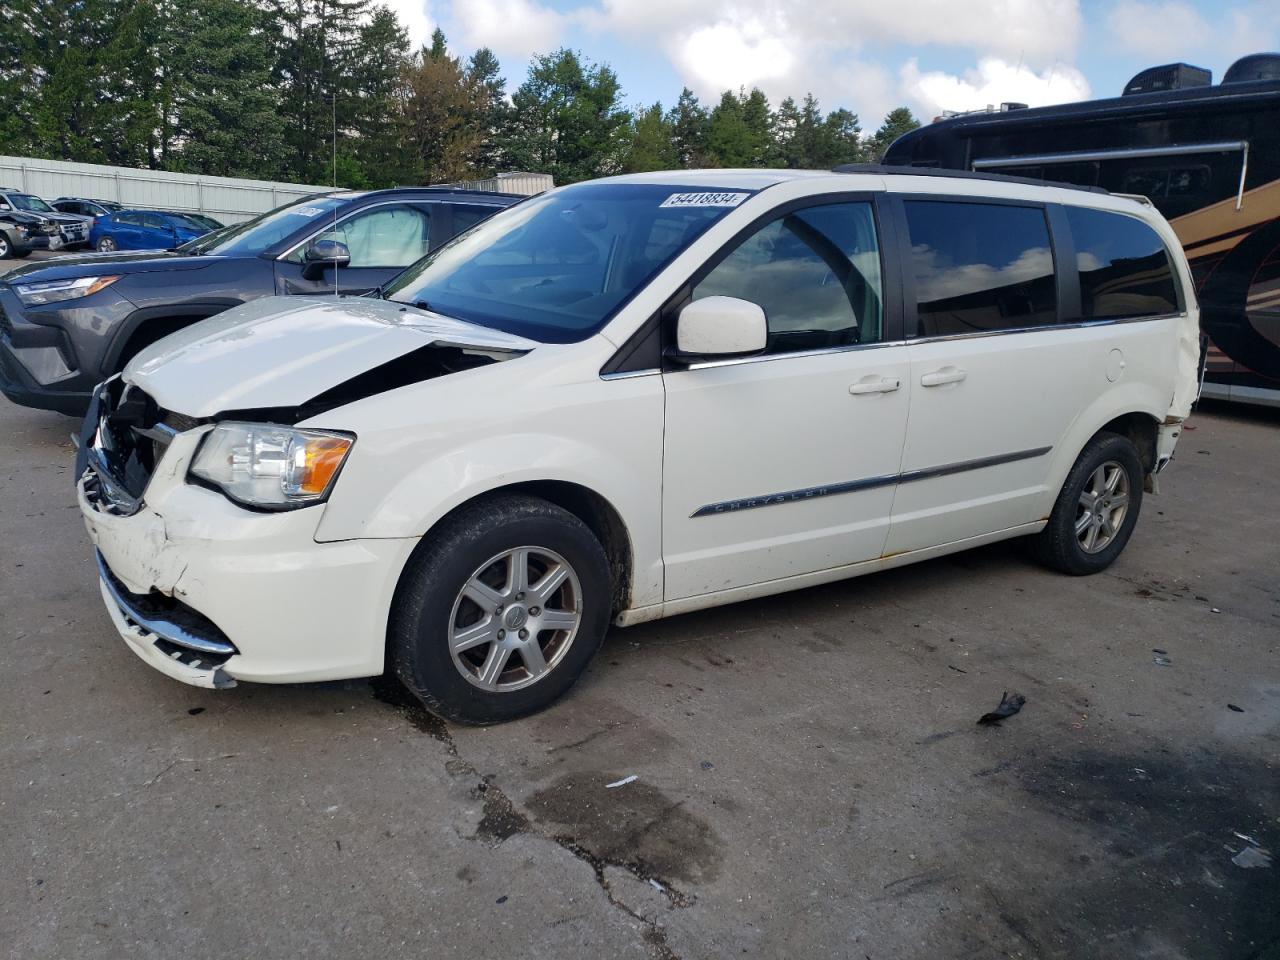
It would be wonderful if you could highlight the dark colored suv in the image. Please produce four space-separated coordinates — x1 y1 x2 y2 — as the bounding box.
0 187 518 414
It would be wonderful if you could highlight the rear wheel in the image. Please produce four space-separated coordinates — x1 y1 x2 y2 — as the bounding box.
0 232 11 258
96 236 116 252
390 495 612 724
1032 432 1144 575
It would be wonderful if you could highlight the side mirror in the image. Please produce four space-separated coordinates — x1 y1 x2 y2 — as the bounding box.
302 239 351 279
672 296 767 361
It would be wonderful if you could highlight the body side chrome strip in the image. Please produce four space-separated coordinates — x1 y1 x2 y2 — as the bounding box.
691 446 1052 517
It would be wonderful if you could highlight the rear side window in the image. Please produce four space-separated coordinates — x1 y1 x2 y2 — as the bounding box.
1066 207 1179 319
116 212 140 226
904 201 1056 336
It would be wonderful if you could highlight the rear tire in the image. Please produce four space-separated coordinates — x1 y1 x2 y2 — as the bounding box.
1032 432 1144 575
389 495 612 724
0 232 11 258
97 237 116 252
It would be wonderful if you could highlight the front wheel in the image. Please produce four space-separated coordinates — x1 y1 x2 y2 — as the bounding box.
96 236 116 252
389 495 613 724
1032 432 1144 575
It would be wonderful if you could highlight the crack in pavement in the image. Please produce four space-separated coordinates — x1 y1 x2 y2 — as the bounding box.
371 677 688 959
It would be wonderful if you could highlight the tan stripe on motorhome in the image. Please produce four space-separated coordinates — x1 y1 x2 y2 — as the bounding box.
1171 178 1280 258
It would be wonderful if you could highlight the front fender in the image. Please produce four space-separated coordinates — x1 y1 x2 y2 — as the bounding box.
313 364 665 608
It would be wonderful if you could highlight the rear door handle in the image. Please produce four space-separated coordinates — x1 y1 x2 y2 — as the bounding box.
849 377 902 395
920 367 967 387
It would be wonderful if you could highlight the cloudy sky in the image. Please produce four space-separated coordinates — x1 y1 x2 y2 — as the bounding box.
384 0 1280 125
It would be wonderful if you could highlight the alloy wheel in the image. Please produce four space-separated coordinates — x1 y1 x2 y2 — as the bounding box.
1075 460 1130 554
448 546 582 692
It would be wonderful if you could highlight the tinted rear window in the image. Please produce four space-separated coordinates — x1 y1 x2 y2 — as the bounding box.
905 200 1057 336
1066 207 1179 319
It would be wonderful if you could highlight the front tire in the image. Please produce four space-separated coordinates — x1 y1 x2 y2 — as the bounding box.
1033 432 1144 575
390 495 613 724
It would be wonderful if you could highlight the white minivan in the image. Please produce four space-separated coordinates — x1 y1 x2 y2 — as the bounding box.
78 168 1201 722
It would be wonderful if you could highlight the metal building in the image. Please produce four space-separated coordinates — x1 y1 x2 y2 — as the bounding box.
0 156 333 223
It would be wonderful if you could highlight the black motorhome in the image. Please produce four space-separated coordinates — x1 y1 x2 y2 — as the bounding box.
885 53 1280 407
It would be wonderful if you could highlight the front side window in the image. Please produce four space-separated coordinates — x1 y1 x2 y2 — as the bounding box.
691 202 883 353
292 205 432 268
385 183 754 343
1066 207 1179 320
905 200 1057 336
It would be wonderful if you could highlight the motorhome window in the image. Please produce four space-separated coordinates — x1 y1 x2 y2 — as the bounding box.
1066 207 1179 319
904 200 1057 336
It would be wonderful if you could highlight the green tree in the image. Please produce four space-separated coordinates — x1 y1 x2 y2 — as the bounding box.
501 49 631 184
467 47 507 176
268 0 374 184
168 0 288 178
401 30 487 183
868 107 921 162
346 5 412 185
623 102 677 172
705 87 773 167
666 88 710 168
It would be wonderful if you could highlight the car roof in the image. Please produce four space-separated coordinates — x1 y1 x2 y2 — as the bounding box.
322 186 523 203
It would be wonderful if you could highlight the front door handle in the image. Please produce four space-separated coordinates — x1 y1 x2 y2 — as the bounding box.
920 367 967 387
849 377 902 395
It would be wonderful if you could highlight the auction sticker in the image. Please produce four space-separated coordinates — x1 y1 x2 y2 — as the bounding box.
659 192 750 208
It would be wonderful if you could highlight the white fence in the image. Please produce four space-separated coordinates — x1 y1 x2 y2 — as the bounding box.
0 156 333 224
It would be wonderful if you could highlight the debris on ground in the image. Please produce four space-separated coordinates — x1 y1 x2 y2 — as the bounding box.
1228 704 1245 713
699 761 714 770
606 775 638 789
977 692 1026 726
1231 845 1273 869
1153 654 1173 666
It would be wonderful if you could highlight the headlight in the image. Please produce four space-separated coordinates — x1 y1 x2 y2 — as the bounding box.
14 275 120 306
189 423 355 510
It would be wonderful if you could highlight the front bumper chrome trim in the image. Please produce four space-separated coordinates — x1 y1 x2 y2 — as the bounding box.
95 550 237 656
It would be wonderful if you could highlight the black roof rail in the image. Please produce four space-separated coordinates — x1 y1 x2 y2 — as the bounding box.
832 163 1111 195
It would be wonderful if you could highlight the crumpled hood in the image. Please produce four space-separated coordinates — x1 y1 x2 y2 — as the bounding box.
123 296 538 417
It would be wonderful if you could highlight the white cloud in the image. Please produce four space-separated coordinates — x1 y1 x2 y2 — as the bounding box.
1106 1 1280 69
902 57 1090 117
453 0 569 61
384 0 435 51
670 15 796 96
582 0 1084 124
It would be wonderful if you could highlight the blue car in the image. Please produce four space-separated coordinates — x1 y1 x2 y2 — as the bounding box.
90 210 210 252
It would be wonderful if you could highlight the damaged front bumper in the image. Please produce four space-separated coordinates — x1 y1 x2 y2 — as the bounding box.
78 424 416 688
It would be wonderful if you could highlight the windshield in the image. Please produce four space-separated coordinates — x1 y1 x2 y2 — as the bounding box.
176 195 346 257
384 182 755 342
12 194 55 213
168 214 210 232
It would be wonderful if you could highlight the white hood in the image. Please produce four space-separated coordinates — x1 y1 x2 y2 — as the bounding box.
124 296 536 417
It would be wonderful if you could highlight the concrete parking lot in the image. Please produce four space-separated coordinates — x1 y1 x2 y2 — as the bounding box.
1 392 1277 959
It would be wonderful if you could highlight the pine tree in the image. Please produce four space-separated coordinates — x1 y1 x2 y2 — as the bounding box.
666 88 709 168
501 49 631 184
168 0 288 179
623 103 677 172
467 47 507 176
868 107 921 162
